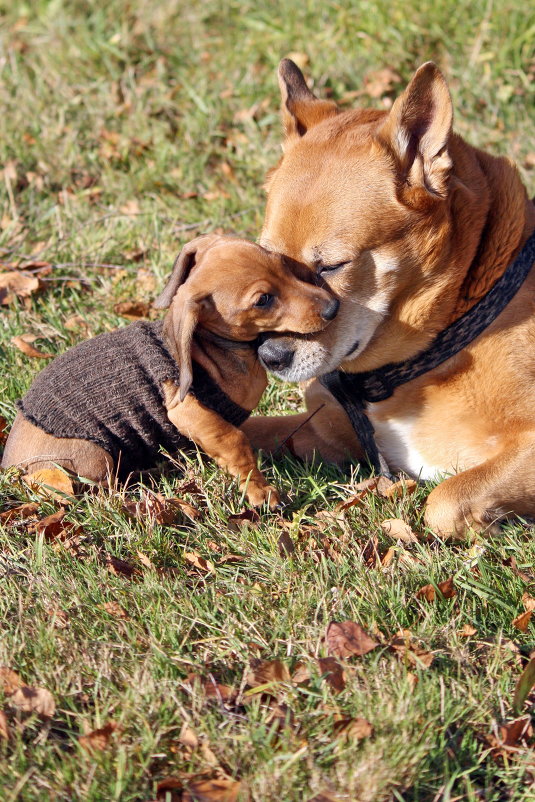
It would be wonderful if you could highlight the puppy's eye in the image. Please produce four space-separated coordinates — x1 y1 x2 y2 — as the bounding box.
318 262 351 275
254 293 274 308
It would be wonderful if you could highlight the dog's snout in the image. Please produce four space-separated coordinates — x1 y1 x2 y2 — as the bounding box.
258 339 295 373
321 298 340 322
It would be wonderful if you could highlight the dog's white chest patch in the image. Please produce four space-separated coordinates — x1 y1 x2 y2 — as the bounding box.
367 408 441 480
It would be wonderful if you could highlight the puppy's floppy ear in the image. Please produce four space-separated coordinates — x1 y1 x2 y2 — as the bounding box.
163 287 204 403
153 234 221 310
278 59 338 140
377 62 453 201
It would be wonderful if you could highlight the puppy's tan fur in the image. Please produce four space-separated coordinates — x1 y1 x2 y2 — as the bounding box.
2 234 335 507
244 59 535 535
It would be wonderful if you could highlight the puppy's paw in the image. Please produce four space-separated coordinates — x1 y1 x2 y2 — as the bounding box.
246 482 281 510
424 485 501 539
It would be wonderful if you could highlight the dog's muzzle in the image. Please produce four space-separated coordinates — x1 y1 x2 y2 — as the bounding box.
257 337 296 373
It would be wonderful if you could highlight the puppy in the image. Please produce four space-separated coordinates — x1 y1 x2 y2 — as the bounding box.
1 234 338 508
243 59 535 535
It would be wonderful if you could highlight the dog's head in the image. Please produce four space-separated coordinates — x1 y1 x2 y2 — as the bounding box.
154 234 338 400
257 59 459 381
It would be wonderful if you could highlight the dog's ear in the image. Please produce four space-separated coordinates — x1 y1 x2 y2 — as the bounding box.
377 62 453 201
153 234 221 309
163 287 204 403
278 59 338 139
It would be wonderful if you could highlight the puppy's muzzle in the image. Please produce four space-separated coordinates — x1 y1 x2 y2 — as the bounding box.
258 337 296 372
321 298 340 322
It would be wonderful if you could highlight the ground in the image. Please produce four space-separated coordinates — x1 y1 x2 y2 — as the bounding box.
1 1 535 800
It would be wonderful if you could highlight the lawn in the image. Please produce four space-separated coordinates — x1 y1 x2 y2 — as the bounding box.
1 1 535 800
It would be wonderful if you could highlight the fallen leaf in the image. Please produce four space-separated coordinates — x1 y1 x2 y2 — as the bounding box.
0 502 39 524
317 657 346 694
292 661 311 685
381 518 418 543
335 490 368 512
498 716 533 747
246 659 291 691
120 199 141 215
9 685 56 717
178 723 199 751
124 492 200 525
24 468 74 500
0 667 24 695
381 546 396 567
459 624 477 637
113 300 151 320
227 509 260 530
278 531 295 557
11 335 53 359
102 601 128 619
64 314 89 332
326 620 379 659
79 720 118 753
514 658 535 713
382 478 418 499
186 674 236 703
103 554 138 580
333 717 373 742
513 610 532 632
34 508 67 539
0 711 10 741
416 583 436 601
46 607 70 629
416 577 456 602
184 551 215 574
523 593 535 612
0 270 39 305
389 630 434 669
157 777 241 802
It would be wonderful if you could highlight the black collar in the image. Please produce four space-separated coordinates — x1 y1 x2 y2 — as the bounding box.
320 228 535 477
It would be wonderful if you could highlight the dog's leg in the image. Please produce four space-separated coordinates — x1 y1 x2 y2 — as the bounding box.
242 379 363 464
425 435 535 538
1 412 114 482
165 388 280 509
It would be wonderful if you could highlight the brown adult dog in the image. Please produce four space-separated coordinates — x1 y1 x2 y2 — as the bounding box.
2 234 337 507
243 59 535 536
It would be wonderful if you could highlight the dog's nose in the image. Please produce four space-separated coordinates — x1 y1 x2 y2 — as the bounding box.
258 339 295 372
321 298 340 321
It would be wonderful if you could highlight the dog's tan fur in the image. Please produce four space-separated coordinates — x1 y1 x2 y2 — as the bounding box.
243 59 535 535
2 234 335 508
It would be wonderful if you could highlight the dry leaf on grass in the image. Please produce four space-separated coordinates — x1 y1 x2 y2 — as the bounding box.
317 657 346 694
0 667 24 695
333 717 373 742
9 685 56 717
0 711 10 741
522 593 535 612
512 610 532 632
178 723 199 752
278 531 295 557
24 468 75 500
156 776 241 802
79 720 118 753
33 508 68 540
0 502 39 524
103 554 138 580
292 661 312 685
389 630 434 669
11 334 53 358
326 620 379 659
124 492 200 525
416 577 456 602
102 601 128 619
113 300 151 320
246 659 290 692
0 270 40 305
382 478 418 499
227 509 260 531
46 607 70 629
186 674 236 704
381 518 418 543
184 551 215 574
459 624 477 637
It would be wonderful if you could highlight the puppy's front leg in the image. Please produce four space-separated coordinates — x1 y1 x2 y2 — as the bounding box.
165 383 280 509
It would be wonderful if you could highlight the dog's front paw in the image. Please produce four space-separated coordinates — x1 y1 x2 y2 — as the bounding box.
424 483 501 539
246 482 281 510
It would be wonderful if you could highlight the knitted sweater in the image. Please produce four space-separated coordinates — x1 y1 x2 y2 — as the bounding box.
18 320 250 478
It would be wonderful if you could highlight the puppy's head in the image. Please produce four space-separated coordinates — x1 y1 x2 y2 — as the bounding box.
257 59 457 381
154 234 338 401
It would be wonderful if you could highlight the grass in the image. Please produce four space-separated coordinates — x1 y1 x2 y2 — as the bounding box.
1 0 535 800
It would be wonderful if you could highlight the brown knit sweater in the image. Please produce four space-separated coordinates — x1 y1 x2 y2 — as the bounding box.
18 320 250 478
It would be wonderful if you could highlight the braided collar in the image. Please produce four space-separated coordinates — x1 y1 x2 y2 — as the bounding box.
320 228 535 476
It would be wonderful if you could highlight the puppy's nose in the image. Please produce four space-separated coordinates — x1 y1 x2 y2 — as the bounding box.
258 339 295 372
321 298 340 322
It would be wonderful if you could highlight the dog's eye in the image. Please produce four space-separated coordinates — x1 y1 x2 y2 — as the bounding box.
318 262 350 275
254 293 274 308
